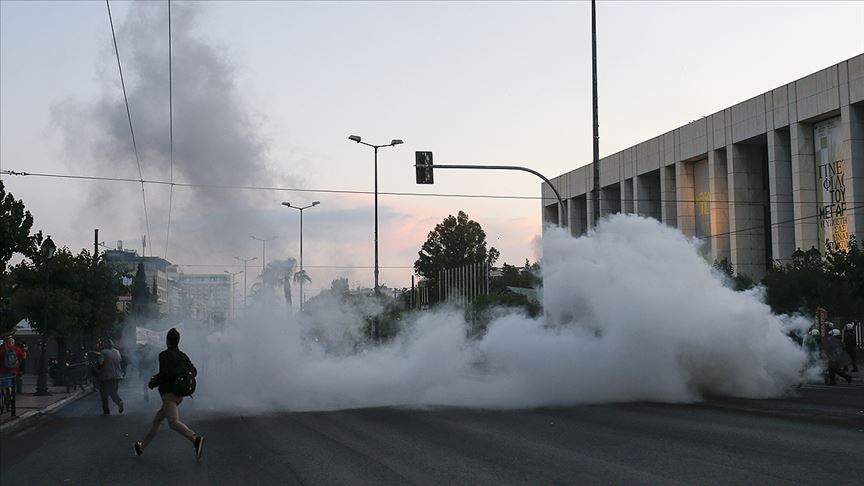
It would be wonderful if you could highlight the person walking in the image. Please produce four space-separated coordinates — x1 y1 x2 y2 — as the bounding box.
133 328 204 461
843 323 859 373
98 339 124 415
823 329 852 385
1 337 26 407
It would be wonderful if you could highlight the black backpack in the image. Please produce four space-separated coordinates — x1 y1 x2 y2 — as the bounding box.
172 363 196 397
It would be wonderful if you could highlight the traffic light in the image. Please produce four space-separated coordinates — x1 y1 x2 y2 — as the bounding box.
415 151 434 184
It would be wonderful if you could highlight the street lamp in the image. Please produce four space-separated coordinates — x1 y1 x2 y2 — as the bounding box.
249 235 278 271
348 134 403 295
223 270 243 319
281 201 320 311
233 256 257 312
35 236 56 396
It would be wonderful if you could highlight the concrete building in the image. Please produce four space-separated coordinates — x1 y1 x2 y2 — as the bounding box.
103 249 175 314
177 273 232 324
542 54 864 280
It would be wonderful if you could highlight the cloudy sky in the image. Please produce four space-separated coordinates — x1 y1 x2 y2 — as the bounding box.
2 1 863 297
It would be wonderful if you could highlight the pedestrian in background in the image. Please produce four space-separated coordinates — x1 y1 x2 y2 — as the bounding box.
15 340 27 393
98 339 124 415
1 337 25 395
823 329 852 385
134 328 204 461
843 323 859 373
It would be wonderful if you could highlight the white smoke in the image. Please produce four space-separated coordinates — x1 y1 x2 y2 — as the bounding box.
174 214 810 412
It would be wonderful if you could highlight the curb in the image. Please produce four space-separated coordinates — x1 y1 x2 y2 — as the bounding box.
0 389 93 436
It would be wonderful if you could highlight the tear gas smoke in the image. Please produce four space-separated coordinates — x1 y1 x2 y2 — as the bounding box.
163 214 810 412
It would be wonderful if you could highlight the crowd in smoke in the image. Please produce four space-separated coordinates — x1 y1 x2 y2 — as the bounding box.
139 214 812 413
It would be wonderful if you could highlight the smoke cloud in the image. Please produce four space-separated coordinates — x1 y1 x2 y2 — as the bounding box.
162 214 810 413
51 3 298 261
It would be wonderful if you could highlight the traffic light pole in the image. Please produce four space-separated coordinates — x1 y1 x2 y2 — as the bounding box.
418 163 566 228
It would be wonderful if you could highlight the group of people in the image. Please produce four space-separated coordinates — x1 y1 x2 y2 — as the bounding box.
2 328 204 461
801 316 859 385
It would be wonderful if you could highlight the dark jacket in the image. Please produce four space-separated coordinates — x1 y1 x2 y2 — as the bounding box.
824 337 851 368
150 346 197 395
843 330 857 352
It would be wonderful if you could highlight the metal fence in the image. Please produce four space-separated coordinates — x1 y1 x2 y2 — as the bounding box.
438 262 491 306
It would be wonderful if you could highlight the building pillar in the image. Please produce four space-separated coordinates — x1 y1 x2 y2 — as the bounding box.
660 165 677 227
708 149 730 263
676 161 696 237
727 143 767 280
791 122 819 251
840 104 864 243
767 129 795 263
621 178 634 214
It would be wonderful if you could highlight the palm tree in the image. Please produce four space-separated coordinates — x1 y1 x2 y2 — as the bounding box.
293 270 312 310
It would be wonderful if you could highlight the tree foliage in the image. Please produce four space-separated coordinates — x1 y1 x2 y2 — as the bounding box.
762 237 864 317
414 211 499 294
0 180 39 271
8 247 123 340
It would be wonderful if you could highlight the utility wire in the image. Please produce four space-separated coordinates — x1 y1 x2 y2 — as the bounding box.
106 0 152 256
699 204 864 241
0 169 779 206
164 0 175 260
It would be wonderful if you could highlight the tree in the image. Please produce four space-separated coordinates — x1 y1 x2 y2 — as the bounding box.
761 238 863 317
0 180 38 270
1 180 40 332
414 211 499 300
9 246 122 354
129 263 153 321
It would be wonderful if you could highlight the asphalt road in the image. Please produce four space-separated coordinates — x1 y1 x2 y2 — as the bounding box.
2 380 863 485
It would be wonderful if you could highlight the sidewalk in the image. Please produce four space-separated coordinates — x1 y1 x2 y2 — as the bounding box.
0 373 91 434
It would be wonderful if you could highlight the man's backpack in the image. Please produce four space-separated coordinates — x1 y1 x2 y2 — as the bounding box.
3 349 19 370
172 366 196 397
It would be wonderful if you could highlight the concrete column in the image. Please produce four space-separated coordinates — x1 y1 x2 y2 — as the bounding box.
727 143 767 280
839 104 864 243
790 122 818 251
676 161 696 237
621 178 634 214
767 129 795 263
708 149 730 263
661 166 677 227
568 197 588 237
635 172 661 221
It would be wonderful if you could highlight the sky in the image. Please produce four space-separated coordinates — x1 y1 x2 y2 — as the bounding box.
2 0 863 298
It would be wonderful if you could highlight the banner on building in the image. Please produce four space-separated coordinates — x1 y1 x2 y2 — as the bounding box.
814 117 849 252
693 159 711 239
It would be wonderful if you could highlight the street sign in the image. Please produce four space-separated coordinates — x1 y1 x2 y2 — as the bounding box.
415 151 434 184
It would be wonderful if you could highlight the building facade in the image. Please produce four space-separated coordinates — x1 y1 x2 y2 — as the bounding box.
177 273 232 324
542 54 864 280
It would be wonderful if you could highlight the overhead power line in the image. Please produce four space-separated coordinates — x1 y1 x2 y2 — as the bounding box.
1 169 781 206
106 0 152 256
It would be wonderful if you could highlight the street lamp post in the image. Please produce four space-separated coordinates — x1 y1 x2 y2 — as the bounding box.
249 235 278 273
233 256 257 313
281 201 320 311
348 135 402 295
35 236 56 396
223 270 243 319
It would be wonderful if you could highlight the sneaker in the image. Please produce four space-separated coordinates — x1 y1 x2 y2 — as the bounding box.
133 442 143 457
118 402 124 414
194 435 204 461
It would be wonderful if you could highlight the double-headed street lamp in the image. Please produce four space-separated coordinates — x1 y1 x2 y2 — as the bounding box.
281 201 320 311
249 235 278 271
223 270 243 319
35 236 56 396
233 256 257 312
348 134 403 295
